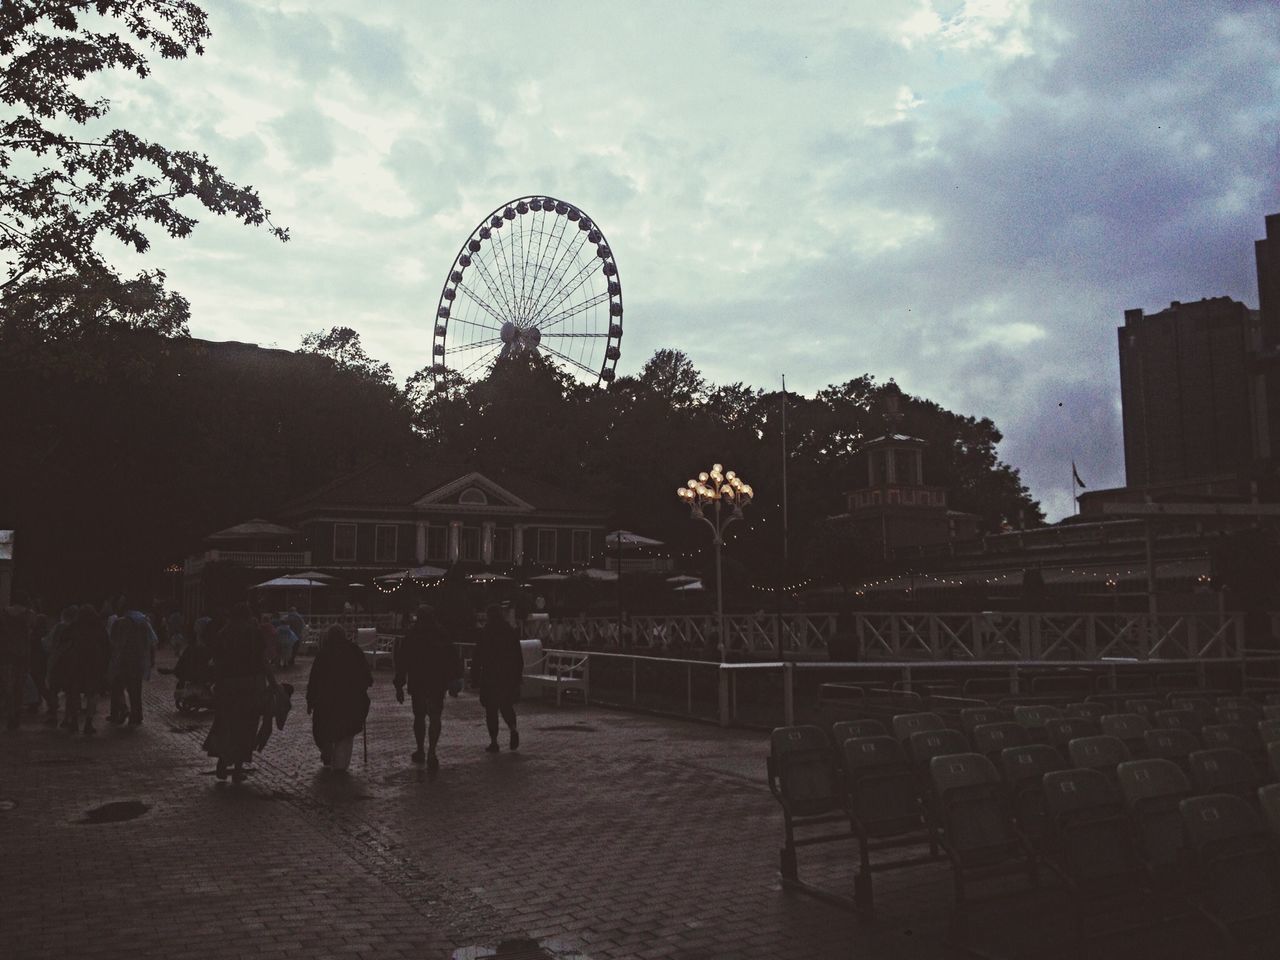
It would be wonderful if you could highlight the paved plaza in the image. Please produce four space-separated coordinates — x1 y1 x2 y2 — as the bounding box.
0 650 1240 960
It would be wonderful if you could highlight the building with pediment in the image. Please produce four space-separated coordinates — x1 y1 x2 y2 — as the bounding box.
182 461 609 615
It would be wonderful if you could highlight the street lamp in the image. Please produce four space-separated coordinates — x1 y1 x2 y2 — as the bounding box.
677 464 754 661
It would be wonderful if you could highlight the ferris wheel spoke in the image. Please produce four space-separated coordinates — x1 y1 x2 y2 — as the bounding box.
465 257 511 321
529 256 601 329
445 336 502 354
536 290 611 332
540 330 610 338
470 257 516 320
486 226 521 319
456 342 503 379
525 213 575 321
454 283 508 326
539 343 600 379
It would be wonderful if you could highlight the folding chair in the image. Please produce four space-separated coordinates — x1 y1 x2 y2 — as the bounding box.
842 736 931 911
767 726 849 887
1125 698 1164 720
1045 717 1100 760
1100 712 1151 757
931 752 1034 938
1000 743 1066 852
1013 704 1063 744
1169 695 1215 723
1152 708 1202 735
1189 747 1259 802
1117 758 1192 883
891 711 945 744
907 729 970 851
1179 793 1280 951
831 718 888 746
1143 728 1198 775
972 721 1030 766
1068 735 1132 783
1217 695 1262 714
1042 768 1150 943
959 706 1006 737
1260 784 1280 844
1217 704 1263 728
1257 719 1280 747
1201 722 1262 762
1065 701 1107 721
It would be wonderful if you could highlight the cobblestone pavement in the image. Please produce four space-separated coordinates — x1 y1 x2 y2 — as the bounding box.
0 652 1234 960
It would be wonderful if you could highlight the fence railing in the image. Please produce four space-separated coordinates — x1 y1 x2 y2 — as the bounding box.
517 611 1246 661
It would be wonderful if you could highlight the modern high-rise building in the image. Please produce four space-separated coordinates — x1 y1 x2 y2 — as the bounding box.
1118 296 1260 487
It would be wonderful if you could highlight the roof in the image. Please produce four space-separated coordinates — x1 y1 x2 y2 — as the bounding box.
207 519 301 540
277 460 607 517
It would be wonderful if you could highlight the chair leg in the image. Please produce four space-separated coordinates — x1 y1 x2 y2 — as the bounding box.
854 836 873 911
780 815 798 882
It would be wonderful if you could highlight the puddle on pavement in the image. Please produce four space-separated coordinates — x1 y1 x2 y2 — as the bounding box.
78 800 150 824
452 938 590 960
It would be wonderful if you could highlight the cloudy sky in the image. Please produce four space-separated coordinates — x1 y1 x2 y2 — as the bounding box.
95 0 1280 520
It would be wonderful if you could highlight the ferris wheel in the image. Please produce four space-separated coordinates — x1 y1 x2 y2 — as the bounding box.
431 196 623 388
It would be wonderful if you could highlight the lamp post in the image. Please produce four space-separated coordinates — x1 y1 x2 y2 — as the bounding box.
677 464 753 662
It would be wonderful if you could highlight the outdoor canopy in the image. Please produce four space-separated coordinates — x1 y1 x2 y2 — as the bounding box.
604 530 664 547
250 575 330 590
373 565 448 582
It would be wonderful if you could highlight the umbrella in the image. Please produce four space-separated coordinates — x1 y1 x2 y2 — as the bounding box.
288 570 336 581
528 573 570 581
575 568 618 582
467 572 513 583
250 576 330 590
604 530 664 547
674 581 705 592
666 574 701 585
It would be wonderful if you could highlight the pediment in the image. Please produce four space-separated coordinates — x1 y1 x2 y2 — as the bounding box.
412 472 534 512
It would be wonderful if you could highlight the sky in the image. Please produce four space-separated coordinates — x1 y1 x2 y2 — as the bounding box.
90 0 1280 521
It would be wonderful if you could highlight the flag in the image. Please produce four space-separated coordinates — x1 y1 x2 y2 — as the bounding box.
1072 461 1087 489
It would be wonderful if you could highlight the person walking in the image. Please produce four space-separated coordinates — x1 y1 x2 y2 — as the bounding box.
393 604 462 771
63 605 110 735
472 604 523 753
0 596 35 730
44 605 78 727
204 602 268 783
306 625 372 771
107 600 157 726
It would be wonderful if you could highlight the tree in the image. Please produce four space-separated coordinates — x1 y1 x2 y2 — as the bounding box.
638 348 706 408
299 326 394 389
0 1 287 346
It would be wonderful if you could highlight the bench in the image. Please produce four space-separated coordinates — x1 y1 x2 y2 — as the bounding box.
520 637 589 706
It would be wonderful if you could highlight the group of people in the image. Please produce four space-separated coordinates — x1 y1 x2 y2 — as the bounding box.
3 591 528 781
0 594 160 733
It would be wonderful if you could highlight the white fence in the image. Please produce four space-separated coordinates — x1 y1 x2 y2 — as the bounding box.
518 611 1246 661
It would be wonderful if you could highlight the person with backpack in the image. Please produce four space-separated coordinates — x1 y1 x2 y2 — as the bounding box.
107 599 157 726
393 604 462 772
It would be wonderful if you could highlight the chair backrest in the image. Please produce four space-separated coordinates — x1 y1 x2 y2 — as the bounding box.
1068 735 1132 776
1043 767 1122 822
1143 728 1198 767
907 728 970 777
1118 758 1191 809
1216 704 1262 727
930 751 1000 804
1013 704 1063 728
960 706 1006 735
1200 723 1256 754
892 712 945 743
1216 696 1259 712
1125 698 1163 718
1170 695 1214 719
1000 743 1067 791
1188 747 1258 800
1179 793 1279 932
770 725 839 814
930 753 1019 864
831 718 887 745
1256 719 1280 746
1259 784 1280 844
842 736 922 837
1043 768 1140 883
972 721 1030 762
1152 708 1202 734
1065 701 1106 721
1044 717 1100 749
1100 712 1151 743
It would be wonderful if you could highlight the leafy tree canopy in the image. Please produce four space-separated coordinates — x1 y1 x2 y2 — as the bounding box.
0 1 286 347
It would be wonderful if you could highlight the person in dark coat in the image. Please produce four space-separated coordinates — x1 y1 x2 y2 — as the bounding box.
472 604 523 753
306 625 372 771
204 602 268 783
63 605 110 735
394 604 462 771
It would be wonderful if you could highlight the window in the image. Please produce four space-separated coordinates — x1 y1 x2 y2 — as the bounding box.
460 526 481 562
492 528 513 563
333 523 357 562
536 528 557 564
459 486 488 505
572 529 591 564
426 526 448 561
374 524 398 563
